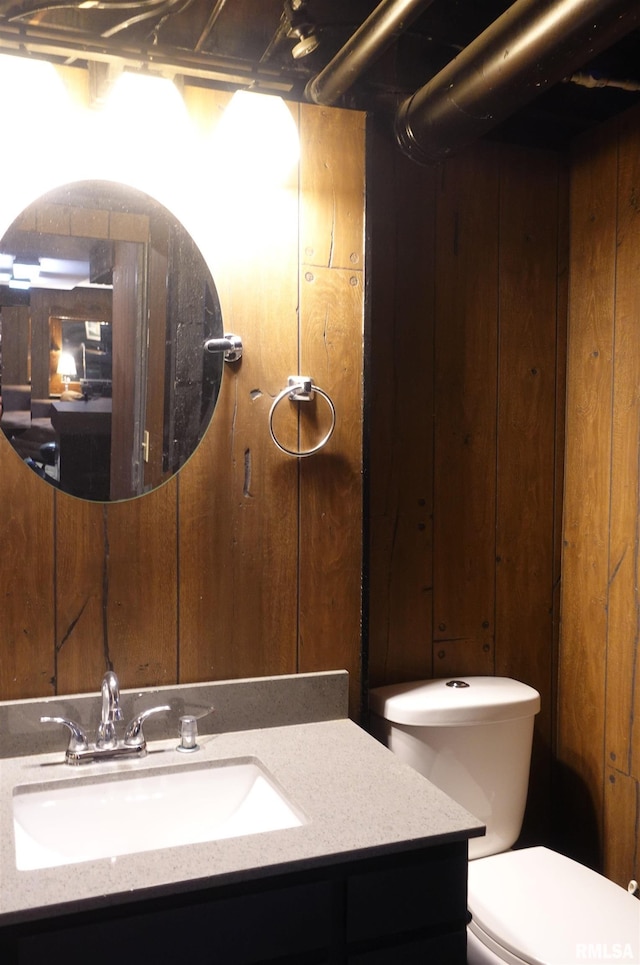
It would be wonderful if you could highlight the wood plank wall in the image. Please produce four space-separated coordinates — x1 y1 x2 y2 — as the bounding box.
0 79 364 715
366 118 567 846
559 102 640 887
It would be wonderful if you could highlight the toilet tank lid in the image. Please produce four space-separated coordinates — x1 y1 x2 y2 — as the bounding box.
369 676 540 725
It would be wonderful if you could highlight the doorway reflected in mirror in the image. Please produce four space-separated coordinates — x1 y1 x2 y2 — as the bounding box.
0 181 224 501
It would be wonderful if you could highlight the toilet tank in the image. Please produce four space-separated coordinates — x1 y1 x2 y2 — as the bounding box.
369 677 540 860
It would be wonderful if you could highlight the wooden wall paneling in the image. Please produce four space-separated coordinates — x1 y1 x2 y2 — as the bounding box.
144 218 170 490
178 110 300 683
1 307 30 386
29 197 108 243
109 210 149 245
47 317 63 397
604 766 640 888
552 162 569 744
29 297 51 401
110 240 143 500
606 110 640 783
11 205 36 234
31 289 113 324
180 373 300 683
298 106 365 716
298 266 363 714
495 146 560 690
178 337 299 684
31 296 57 400
558 123 618 869
103 483 178 688
634 690 640 786
35 201 72 237
366 117 436 689
432 144 500 677
299 103 365 271
55 495 109 694
495 146 562 843
210 215 299 678
0 444 55 699
69 203 110 242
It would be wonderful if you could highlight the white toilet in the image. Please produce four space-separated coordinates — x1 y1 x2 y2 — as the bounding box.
369 676 640 965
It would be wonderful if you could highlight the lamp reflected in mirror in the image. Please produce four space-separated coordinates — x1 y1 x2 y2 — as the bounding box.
57 351 77 389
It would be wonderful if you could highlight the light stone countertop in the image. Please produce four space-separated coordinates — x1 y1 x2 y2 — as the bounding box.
0 672 485 926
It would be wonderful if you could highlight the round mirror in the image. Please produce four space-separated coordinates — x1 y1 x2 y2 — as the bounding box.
0 181 224 502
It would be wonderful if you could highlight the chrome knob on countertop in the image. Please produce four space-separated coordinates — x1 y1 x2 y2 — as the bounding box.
176 715 199 752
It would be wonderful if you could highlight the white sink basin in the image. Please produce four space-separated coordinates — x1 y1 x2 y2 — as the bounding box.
13 757 306 870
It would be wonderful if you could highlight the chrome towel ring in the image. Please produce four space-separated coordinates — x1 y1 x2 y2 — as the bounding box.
269 376 336 458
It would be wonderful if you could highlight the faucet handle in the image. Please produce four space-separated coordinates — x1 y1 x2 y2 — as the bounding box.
41 716 89 753
124 705 171 748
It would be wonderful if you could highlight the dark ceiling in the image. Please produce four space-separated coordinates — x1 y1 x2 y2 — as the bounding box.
1 0 639 151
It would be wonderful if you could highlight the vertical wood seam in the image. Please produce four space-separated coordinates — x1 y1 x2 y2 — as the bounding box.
295 100 302 676
631 441 640 775
603 128 619 816
493 149 502 676
428 163 437 679
53 491 58 693
608 142 619 796
176 472 181 683
550 158 566 762
623 114 640 779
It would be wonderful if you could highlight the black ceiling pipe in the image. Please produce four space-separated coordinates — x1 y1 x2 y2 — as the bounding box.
305 0 436 106
395 0 640 164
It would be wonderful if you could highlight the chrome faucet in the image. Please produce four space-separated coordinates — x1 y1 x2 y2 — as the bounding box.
42 670 170 765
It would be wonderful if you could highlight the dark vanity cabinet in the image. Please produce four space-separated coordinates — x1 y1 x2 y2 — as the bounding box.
0 841 469 964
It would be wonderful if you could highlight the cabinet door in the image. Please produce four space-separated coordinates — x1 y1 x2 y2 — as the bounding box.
349 931 466 964
347 846 468 942
9 880 333 965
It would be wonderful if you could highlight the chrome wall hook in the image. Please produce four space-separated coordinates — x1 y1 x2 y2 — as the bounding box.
203 333 243 362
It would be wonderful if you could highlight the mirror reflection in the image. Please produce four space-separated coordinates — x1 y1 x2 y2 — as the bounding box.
0 181 224 502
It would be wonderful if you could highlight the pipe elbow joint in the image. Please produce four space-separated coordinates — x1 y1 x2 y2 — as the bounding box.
394 95 444 165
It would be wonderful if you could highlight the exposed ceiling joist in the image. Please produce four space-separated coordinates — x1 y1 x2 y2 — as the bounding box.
0 0 638 151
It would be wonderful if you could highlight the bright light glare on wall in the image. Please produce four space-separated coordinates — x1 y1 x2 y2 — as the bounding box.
0 53 68 119
104 70 187 129
212 90 299 187
99 71 192 187
0 54 72 204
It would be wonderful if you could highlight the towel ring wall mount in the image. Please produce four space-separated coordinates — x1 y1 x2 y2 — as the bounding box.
269 376 336 457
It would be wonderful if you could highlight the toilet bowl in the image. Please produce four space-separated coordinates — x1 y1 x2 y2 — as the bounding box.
466 846 640 964
369 677 640 965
